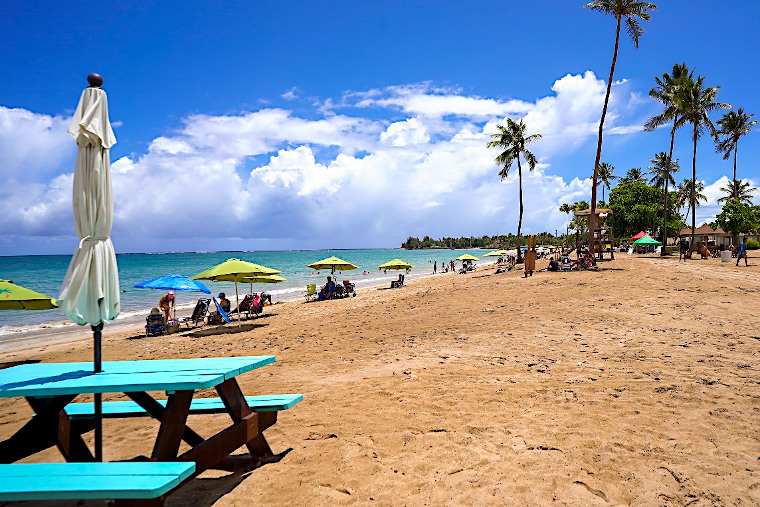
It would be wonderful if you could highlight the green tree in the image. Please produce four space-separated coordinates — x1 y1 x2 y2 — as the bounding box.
717 179 756 204
487 118 542 263
715 108 757 198
645 62 693 253
712 198 760 241
584 0 656 251
674 75 730 246
648 152 679 188
597 162 616 202
608 181 681 240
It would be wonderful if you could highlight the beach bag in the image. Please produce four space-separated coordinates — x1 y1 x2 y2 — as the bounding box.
166 319 180 334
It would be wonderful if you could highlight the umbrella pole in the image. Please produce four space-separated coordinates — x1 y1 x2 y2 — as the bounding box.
235 281 241 325
92 322 103 462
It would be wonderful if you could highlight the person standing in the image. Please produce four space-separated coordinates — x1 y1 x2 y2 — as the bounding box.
433 260 437 274
158 290 174 321
736 237 748 266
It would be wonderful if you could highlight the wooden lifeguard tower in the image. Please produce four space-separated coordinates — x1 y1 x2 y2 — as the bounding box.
572 208 615 260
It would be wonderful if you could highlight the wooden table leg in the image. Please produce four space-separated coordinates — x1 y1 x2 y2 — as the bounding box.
127 391 204 446
151 390 194 461
0 395 93 463
216 379 273 460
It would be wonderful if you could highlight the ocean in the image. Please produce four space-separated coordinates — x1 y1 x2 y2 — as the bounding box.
0 248 489 338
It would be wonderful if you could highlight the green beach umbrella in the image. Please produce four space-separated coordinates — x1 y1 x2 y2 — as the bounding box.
0 280 59 311
238 274 287 284
191 258 281 323
308 256 358 275
378 259 413 270
456 254 480 261
632 234 662 246
484 250 508 257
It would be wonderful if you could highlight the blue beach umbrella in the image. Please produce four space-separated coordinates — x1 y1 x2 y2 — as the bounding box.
134 274 211 293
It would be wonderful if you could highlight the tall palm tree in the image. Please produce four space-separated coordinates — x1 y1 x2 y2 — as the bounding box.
674 75 730 246
648 152 679 242
597 162 616 202
487 118 542 263
623 167 647 183
645 62 693 253
717 179 756 204
715 108 757 197
559 203 572 237
584 0 656 251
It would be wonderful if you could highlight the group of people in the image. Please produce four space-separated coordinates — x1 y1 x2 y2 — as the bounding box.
158 290 230 323
544 251 596 272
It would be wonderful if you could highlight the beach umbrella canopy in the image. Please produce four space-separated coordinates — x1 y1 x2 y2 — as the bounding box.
484 250 508 257
633 234 662 246
631 231 647 241
191 258 281 323
134 274 211 293
238 274 287 284
308 256 358 274
456 254 480 261
0 280 59 311
57 74 120 461
378 259 413 270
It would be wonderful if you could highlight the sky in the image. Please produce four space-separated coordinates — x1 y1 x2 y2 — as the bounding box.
1 1 759 256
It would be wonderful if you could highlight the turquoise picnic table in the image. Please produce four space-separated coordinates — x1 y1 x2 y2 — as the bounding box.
0 356 285 472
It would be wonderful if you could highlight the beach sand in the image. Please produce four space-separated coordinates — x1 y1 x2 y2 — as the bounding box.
1 254 758 505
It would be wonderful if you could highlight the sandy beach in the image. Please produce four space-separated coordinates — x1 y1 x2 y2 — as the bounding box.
1 254 759 506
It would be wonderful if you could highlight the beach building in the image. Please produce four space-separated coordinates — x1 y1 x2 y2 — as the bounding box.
678 225 732 249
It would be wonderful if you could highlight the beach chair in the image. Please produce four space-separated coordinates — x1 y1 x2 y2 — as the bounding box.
342 280 356 297
230 294 255 319
250 293 272 317
145 313 167 337
304 284 317 302
179 298 211 328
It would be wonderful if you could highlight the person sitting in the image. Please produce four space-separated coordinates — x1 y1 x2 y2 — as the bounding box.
318 276 336 300
547 257 559 272
217 292 231 313
560 256 572 271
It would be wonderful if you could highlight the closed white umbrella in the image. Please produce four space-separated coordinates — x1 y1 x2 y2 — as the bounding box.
58 74 120 461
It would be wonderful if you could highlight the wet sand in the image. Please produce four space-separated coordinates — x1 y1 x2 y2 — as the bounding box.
1 253 758 505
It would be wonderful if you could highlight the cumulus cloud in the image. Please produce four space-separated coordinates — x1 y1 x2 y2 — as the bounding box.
1 71 724 254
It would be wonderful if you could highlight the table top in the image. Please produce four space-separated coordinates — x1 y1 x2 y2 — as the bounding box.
0 356 275 398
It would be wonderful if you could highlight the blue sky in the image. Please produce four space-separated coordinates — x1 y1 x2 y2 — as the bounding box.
1 1 758 255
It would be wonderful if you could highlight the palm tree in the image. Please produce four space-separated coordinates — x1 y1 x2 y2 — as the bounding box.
597 162 616 202
648 152 679 189
677 178 707 224
717 179 756 204
559 203 572 238
674 75 730 246
715 108 757 198
487 118 542 263
645 62 693 253
584 0 656 251
622 167 647 183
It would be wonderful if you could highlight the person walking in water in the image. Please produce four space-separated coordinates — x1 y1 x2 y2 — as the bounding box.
736 237 748 266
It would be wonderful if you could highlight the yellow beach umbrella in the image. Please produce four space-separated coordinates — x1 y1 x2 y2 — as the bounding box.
456 254 480 261
483 250 507 257
191 258 281 323
0 280 59 311
378 259 413 270
238 274 287 284
307 256 358 275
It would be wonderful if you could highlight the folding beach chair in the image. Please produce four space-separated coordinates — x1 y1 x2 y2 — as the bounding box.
304 284 317 302
179 298 211 328
145 313 167 337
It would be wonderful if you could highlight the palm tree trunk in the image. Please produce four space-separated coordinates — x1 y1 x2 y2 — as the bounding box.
517 156 524 263
589 14 622 254
690 125 697 249
661 125 676 256
733 145 738 199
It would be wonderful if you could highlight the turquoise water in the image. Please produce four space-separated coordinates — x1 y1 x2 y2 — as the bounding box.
0 248 488 335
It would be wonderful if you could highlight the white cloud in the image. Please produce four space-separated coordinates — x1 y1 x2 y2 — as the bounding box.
1 72 717 254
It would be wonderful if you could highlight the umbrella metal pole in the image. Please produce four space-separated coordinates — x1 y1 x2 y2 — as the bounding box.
235 282 240 325
92 322 103 462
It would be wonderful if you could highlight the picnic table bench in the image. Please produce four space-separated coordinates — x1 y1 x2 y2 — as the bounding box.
0 356 302 505
0 462 194 504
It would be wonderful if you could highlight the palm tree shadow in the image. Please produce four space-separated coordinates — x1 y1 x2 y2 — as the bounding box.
166 448 293 506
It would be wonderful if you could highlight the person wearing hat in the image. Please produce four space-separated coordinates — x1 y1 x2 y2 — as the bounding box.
158 290 175 321
217 292 231 313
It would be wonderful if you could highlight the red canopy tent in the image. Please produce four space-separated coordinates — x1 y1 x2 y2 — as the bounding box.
630 231 647 241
